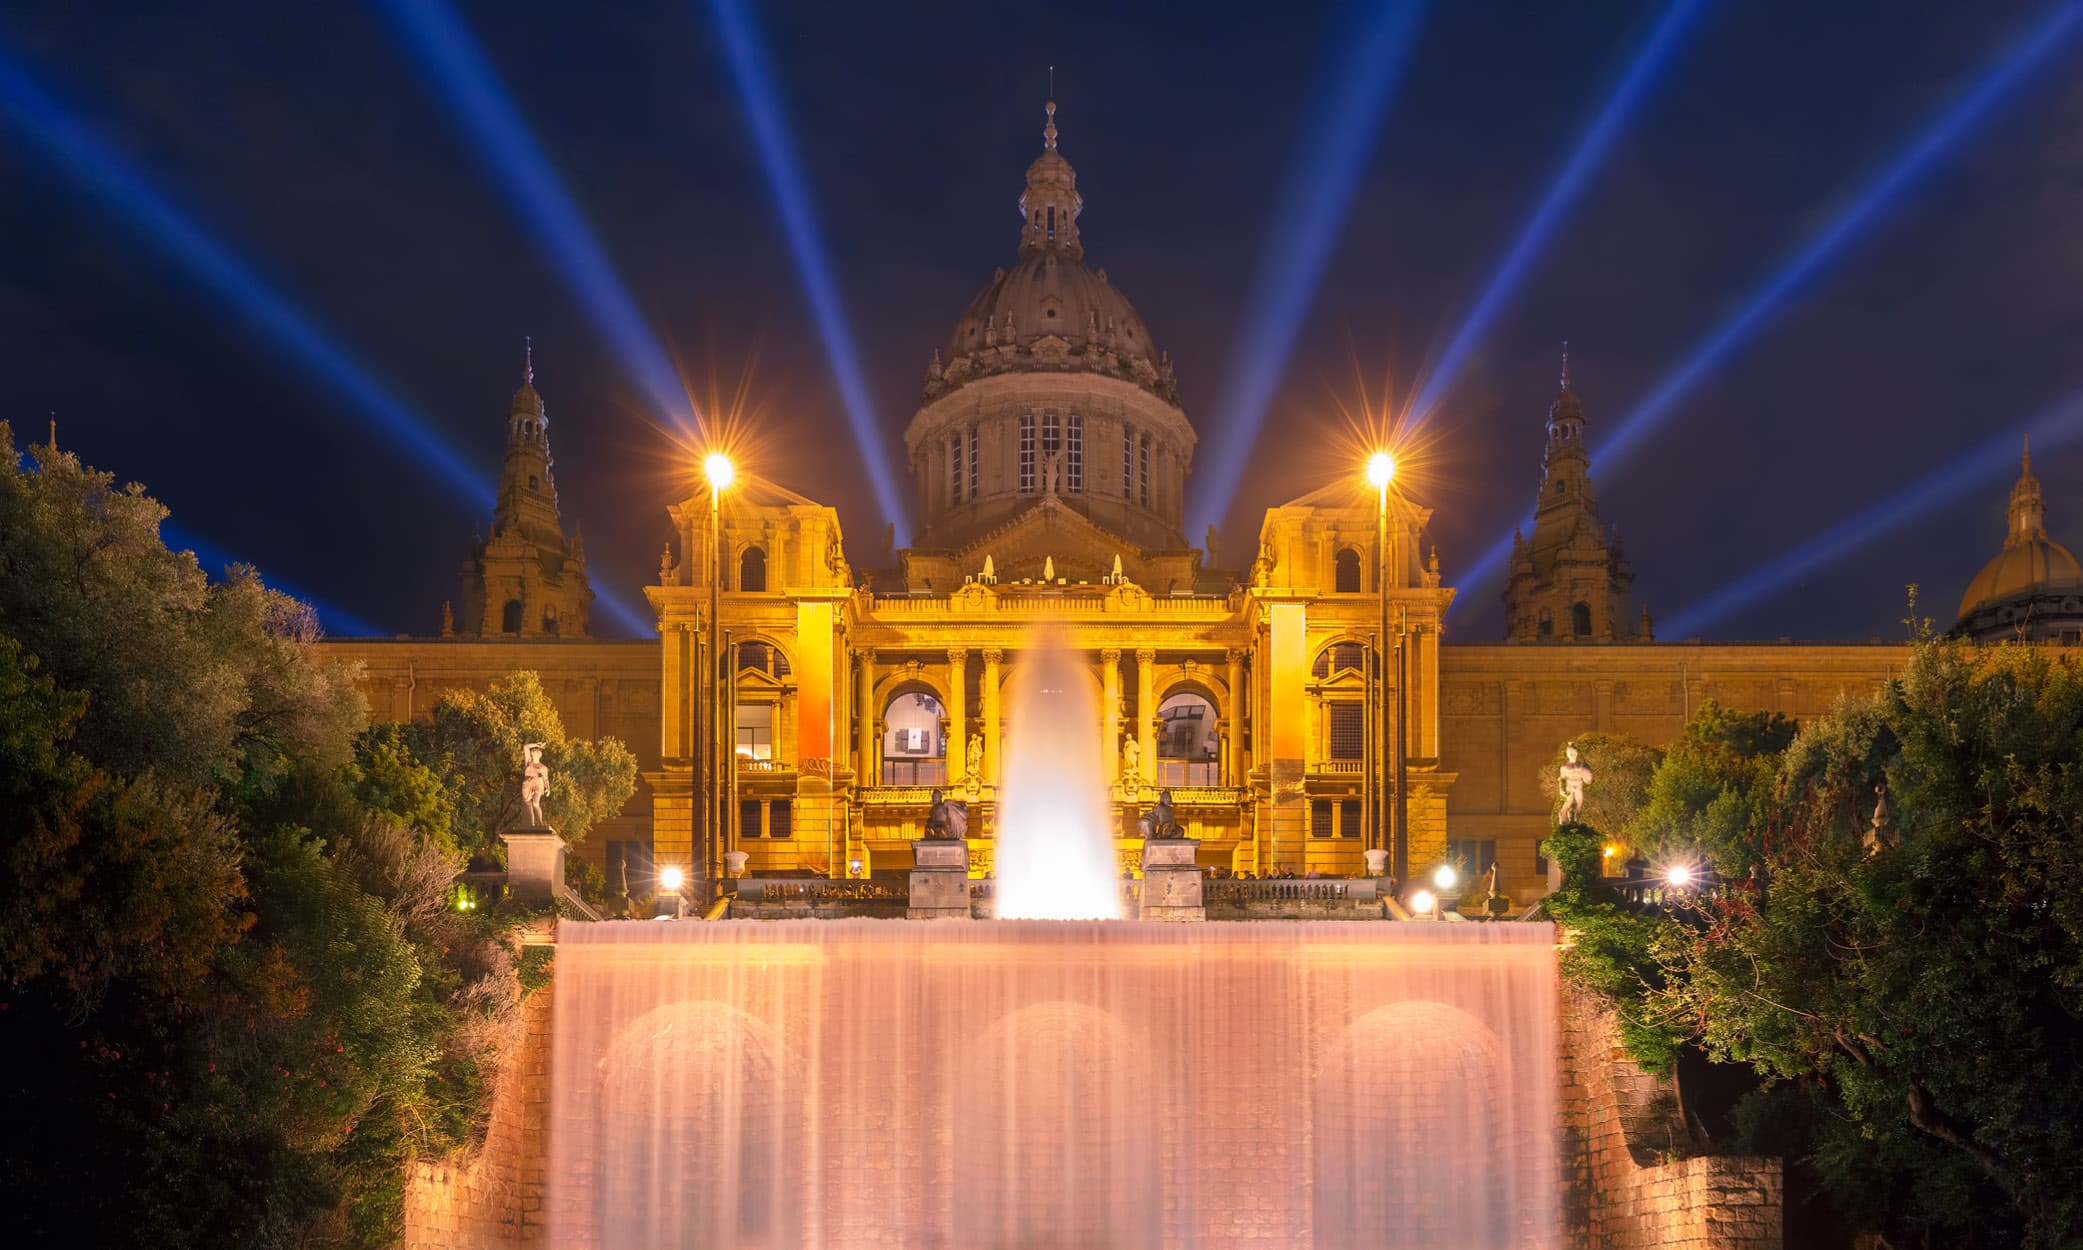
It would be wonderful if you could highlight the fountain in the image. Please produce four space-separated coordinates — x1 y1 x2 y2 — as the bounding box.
991 626 1123 920
541 628 1563 1248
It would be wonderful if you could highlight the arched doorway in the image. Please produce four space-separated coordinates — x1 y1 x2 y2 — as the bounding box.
1155 689 1219 787
882 688 945 786
739 545 767 592
1334 546 1363 593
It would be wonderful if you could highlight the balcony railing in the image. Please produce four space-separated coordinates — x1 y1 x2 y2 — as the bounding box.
1206 879 1381 903
737 757 790 773
1155 760 1222 788
881 758 947 787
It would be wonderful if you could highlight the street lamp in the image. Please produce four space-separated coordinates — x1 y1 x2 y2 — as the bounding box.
657 865 687 919
1365 451 1407 884
704 452 734 895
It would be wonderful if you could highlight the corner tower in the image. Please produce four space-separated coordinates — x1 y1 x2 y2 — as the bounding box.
1503 348 1647 642
454 341 594 637
900 98 1196 582
1953 438 2083 642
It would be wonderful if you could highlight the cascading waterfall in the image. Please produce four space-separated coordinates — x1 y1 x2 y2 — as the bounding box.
546 919 1562 1249
991 625 1123 920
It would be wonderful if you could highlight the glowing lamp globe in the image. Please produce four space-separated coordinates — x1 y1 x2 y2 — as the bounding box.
1665 865 1693 888
1410 889 1437 916
1366 451 1396 490
1432 863 1458 891
659 865 686 893
704 452 735 491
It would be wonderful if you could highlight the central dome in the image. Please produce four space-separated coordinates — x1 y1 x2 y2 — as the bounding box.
945 251 1160 366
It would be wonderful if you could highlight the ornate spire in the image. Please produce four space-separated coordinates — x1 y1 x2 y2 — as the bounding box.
1018 94 1083 258
2008 434 2046 545
1560 340 1571 390
1044 98 1058 151
524 335 534 385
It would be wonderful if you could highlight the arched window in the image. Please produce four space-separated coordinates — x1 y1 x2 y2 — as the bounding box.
1538 607 1554 638
882 690 945 786
736 641 791 677
739 546 767 593
1311 642 1366 679
1572 601 1593 637
500 599 522 634
527 474 539 491
1334 548 1363 594
542 605 559 637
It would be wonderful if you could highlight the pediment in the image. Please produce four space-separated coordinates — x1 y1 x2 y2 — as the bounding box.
954 498 1151 584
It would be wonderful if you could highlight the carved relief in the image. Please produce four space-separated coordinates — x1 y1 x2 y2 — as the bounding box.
1526 681 1594 716
1443 682 1502 715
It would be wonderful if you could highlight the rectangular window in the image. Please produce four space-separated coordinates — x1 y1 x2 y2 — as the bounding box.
1339 799 1362 839
1042 409 1060 455
1327 703 1364 760
734 704 773 761
949 433 963 503
769 800 793 840
1123 425 1134 494
1019 413 1036 493
740 798 762 839
966 427 978 498
1066 412 1083 492
1138 434 1151 507
1448 839 1499 876
1311 800 1335 839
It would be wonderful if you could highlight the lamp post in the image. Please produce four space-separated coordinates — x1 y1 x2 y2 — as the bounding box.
1366 451 1405 882
704 452 734 894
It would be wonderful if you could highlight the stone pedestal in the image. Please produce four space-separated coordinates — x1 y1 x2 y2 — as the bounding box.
908 839 971 919
501 826 566 906
1139 838 1205 921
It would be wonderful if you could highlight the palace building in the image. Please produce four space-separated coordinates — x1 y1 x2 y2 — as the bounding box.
318 102 2071 902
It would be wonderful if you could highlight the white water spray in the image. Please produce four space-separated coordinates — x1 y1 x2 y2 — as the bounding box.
992 626 1122 919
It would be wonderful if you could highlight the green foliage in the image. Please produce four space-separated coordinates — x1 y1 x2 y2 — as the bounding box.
1645 643 2083 1248
0 428 545 1248
1628 699 1794 875
1539 822 1688 1071
1537 733 1663 836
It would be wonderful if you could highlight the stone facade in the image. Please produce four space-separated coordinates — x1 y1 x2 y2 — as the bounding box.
1560 982 1783 1249
403 983 554 1249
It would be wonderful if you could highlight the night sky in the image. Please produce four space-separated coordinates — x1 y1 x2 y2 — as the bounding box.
4 0 2079 642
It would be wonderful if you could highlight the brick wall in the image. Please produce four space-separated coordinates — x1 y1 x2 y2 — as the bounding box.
1559 982 1782 1249
402 984 555 1249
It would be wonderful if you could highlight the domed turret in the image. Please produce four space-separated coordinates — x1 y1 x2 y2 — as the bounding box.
902 99 1196 557
1955 438 2083 640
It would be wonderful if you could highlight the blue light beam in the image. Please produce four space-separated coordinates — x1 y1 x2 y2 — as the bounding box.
1406 0 1710 431
1658 387 2083 638
706 0 911 543
0 49 493 513
163 522 386 638
373 0 700 435
1449 0 2083 613
1189 0 1429 536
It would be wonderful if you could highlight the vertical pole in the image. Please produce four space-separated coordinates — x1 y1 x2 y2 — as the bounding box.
708 484 723 888
1378 479 1393 873
724 628 736 873
1395 605 1410 883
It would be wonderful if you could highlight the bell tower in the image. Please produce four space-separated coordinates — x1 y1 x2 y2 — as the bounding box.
454 341 594 637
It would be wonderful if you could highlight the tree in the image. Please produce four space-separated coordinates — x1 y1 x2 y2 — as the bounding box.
1659 643 2083 1248
1537 732 1663 840
1627 699 1794 876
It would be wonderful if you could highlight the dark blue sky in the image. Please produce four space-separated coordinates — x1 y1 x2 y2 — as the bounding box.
4 0 2079 640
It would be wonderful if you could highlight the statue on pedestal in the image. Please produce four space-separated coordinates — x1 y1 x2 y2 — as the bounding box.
923 789 968 840
1556 742 1593 825
966 736 984 780
520 742 550 827
1138 789 1185 840
1121 736 1140 782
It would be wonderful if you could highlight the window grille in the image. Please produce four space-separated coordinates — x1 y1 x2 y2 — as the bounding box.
966 427 978 497
1066 413 1083 492
1327 703 1364 760
1138 434 1151 507
949 433 963 502
1122 425 1134 494
1019 413 1036 493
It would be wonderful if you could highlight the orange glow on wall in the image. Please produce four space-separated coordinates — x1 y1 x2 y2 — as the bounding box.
795 600 833 770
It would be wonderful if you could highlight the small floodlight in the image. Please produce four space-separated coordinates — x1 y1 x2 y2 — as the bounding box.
849 858 864 877
704 452 736 491
1366 451 1396 490
1410 888 1437 917
659 865 686 893
1432 863 1458 891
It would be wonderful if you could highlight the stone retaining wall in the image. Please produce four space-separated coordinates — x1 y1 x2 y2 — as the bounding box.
1559 982 1782 1249
402 985 554 1249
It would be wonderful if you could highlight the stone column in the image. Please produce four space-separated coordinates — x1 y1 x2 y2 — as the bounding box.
945 648 969 786
1101 648 1122 789
1135 647 1157 787
856 649 876 784
1226 649 1245 786
980 648 1003 788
